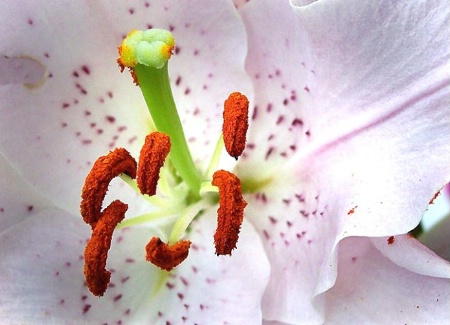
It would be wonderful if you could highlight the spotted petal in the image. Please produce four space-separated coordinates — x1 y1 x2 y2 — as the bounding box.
236 0 450 323
0 0 252 215
0 208 269 323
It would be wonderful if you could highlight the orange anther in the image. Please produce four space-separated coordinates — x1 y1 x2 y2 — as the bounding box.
84 200 127 296
80 148 137 228
145 237 191 271
137 132 171 196
212 170 247 255
222 92 249 159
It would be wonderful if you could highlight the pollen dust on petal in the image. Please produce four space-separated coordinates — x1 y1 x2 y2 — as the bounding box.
212 169 247 255
222 92 249 159
137 132 171 196
145 237 191 271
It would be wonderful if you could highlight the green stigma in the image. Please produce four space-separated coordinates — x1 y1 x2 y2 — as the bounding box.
118 28 203 196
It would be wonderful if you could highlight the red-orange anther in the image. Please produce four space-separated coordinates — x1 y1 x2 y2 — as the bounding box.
80 148 137 228
212 170 247 255
145 237 191 271
223 92 249 159
137 132 171 196
84 200 127 296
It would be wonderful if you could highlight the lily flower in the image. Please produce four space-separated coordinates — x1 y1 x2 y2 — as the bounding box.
0 1 449 325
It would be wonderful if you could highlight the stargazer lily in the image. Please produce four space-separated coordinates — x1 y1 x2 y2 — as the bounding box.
0 0 449 324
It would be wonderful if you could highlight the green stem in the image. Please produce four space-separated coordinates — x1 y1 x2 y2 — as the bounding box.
134 63 203 195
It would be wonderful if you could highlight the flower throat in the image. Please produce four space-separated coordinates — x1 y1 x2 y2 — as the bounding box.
80 29 250 297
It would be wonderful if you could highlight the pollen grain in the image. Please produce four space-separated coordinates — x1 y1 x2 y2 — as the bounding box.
137 132 171 196
145 237 191 271
223 92 249 159
212 169 247 255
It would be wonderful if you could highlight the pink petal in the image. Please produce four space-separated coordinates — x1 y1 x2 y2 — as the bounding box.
324 236 450 323
0 208 269 323
0 0 251 214
236 0 450 323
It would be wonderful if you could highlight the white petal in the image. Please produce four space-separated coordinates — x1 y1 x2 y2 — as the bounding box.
0 207 269 323
0 0 251 214
323 236 450 324
236 0 450 323
0 152 52 232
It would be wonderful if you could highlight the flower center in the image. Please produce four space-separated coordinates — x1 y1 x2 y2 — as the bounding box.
80 29 251 297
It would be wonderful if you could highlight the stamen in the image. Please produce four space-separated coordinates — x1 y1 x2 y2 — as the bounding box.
145 237 191 271
137 132 171 196
80 148 137 228
212 170 247 255
84 200 127 296
222 92 249 159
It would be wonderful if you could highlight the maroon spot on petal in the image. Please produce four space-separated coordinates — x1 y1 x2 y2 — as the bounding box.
304 86 310 93
174 47 181 55
180 277 189 286
287 221 293 227
305 130 311 137
113 294 123 302
81 65 91 75
192 266 198 273
124 308 131 316
265 147 274 160
166 282 175 289
282 198 291 205
44 52 50 58
106 115 116 123
387 236 395 244
61 122 68 128
0 207 4 213
117 126 127 132
289 144 297 151
169 24 175 31
283 98 289 106
98 97 105 103
121 276 130 283
107 91 113 98
90 122 96 128
183 304 189 310
128 136 137 144
177 293 184 300
175 76 182 86
266 103 273 113
263 229 270 240
276 115 284 125
292 118 303 127
184 87 191 95
251 105 258 120
146 24 153 29
352 256 357 262
300 210 309 218
82 139 92 145
59 299 65 305
27 18 34 25
125 258 135 263
129 8 135 14
27 205 34 212
62 102 70 109
193 49 199 56
144 2 150 8
82 304 91 314
96 129 103 134
268 216 277 224
73 71 80 78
